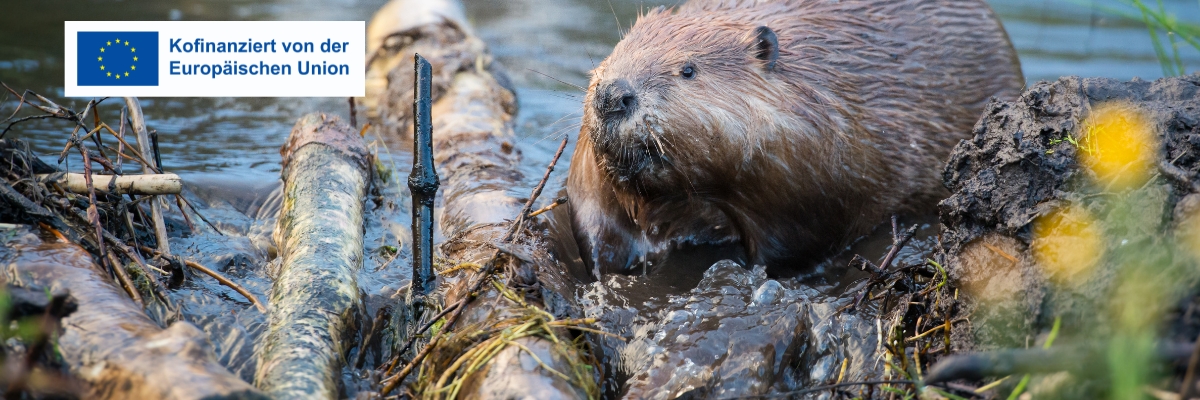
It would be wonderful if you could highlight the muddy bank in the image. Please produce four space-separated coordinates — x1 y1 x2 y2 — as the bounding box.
936 73 1200 396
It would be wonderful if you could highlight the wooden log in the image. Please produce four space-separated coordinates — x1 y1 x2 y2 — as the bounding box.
368 0 594 397
3 236 265 399
254 113 369 399
37 173 182 195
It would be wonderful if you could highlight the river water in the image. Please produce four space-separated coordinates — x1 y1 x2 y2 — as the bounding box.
0 0 1197 397
1 0 1197 184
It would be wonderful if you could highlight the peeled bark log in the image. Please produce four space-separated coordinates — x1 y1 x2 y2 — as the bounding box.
38 173 182 195
2 237 264 399
368 0 594 398
255 113 369 399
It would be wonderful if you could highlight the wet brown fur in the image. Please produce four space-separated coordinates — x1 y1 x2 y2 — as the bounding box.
567 0 1023 276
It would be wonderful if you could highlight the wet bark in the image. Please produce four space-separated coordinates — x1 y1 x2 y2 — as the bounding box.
255 113 370 398
1 238 264 399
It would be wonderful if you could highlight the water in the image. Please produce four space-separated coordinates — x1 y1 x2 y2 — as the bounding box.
1 0 1197 396
2 0 1197 182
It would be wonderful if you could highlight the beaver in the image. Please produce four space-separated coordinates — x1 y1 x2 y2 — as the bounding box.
566 0 1023 277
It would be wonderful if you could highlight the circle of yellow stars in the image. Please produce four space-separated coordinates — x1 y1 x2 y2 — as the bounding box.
98 37 137 80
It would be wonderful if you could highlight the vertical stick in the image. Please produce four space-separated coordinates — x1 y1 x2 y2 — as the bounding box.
123 97 170 256
408 54 438 308
150 130 163 171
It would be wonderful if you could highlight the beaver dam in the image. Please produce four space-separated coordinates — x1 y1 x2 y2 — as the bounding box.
1 0 1200 399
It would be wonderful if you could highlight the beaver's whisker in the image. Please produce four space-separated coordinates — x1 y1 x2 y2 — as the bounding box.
607 0 625 38
649 132 667 158
527 69 586 92
585 49 598 70
544 112 583 130
542 92 582 102
534 122 582 146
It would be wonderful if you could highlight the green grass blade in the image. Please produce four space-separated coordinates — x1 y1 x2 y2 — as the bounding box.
1156 0 1187 74
1137 3 1177 76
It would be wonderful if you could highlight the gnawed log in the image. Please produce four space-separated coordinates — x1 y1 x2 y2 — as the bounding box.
367 0 595 398
2 233 265 399
37 172 182 195
255 113 369 398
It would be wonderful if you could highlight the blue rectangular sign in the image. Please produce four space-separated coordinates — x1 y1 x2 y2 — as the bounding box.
77 31 158 86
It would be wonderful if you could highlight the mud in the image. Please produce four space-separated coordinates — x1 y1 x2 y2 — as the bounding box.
573 214 949 398
937 73 1200 395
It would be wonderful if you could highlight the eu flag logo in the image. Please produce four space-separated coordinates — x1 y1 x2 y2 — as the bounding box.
77 31 158 86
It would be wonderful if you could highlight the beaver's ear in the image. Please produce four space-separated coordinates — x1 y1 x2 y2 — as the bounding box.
750 26 779 71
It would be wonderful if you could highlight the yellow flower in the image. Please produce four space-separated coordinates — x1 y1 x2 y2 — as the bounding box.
1080 102 1157 191
1032 205 1104 284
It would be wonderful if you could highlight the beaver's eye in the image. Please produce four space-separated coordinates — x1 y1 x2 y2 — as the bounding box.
680 65 696 79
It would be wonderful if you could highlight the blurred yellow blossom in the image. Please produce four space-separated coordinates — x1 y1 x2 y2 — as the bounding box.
1032 205 1104 284
1080 102 1157 191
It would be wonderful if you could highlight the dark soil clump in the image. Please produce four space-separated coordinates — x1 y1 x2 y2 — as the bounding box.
935 73 1200 397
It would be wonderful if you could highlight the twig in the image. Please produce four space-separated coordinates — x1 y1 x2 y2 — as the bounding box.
354 306 392 369
139 245 267 313
981 242 1018 263
528 197 567 218
879 216 916 273
409 55 439 303
96 224 172 306
105 249 143 306
76 139 125 299
149 130 162 172
382 327 446 393
382 298 466 374
115 107 126 174
174 195 196 232
176 194 223 235
506 136 569 240
1 115 68 138
849 216 919 310
906 322 954 342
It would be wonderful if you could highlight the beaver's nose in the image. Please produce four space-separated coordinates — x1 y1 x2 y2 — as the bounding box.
596 79 636 120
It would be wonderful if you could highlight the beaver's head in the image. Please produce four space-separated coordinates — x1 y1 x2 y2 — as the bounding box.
581 8 790 194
